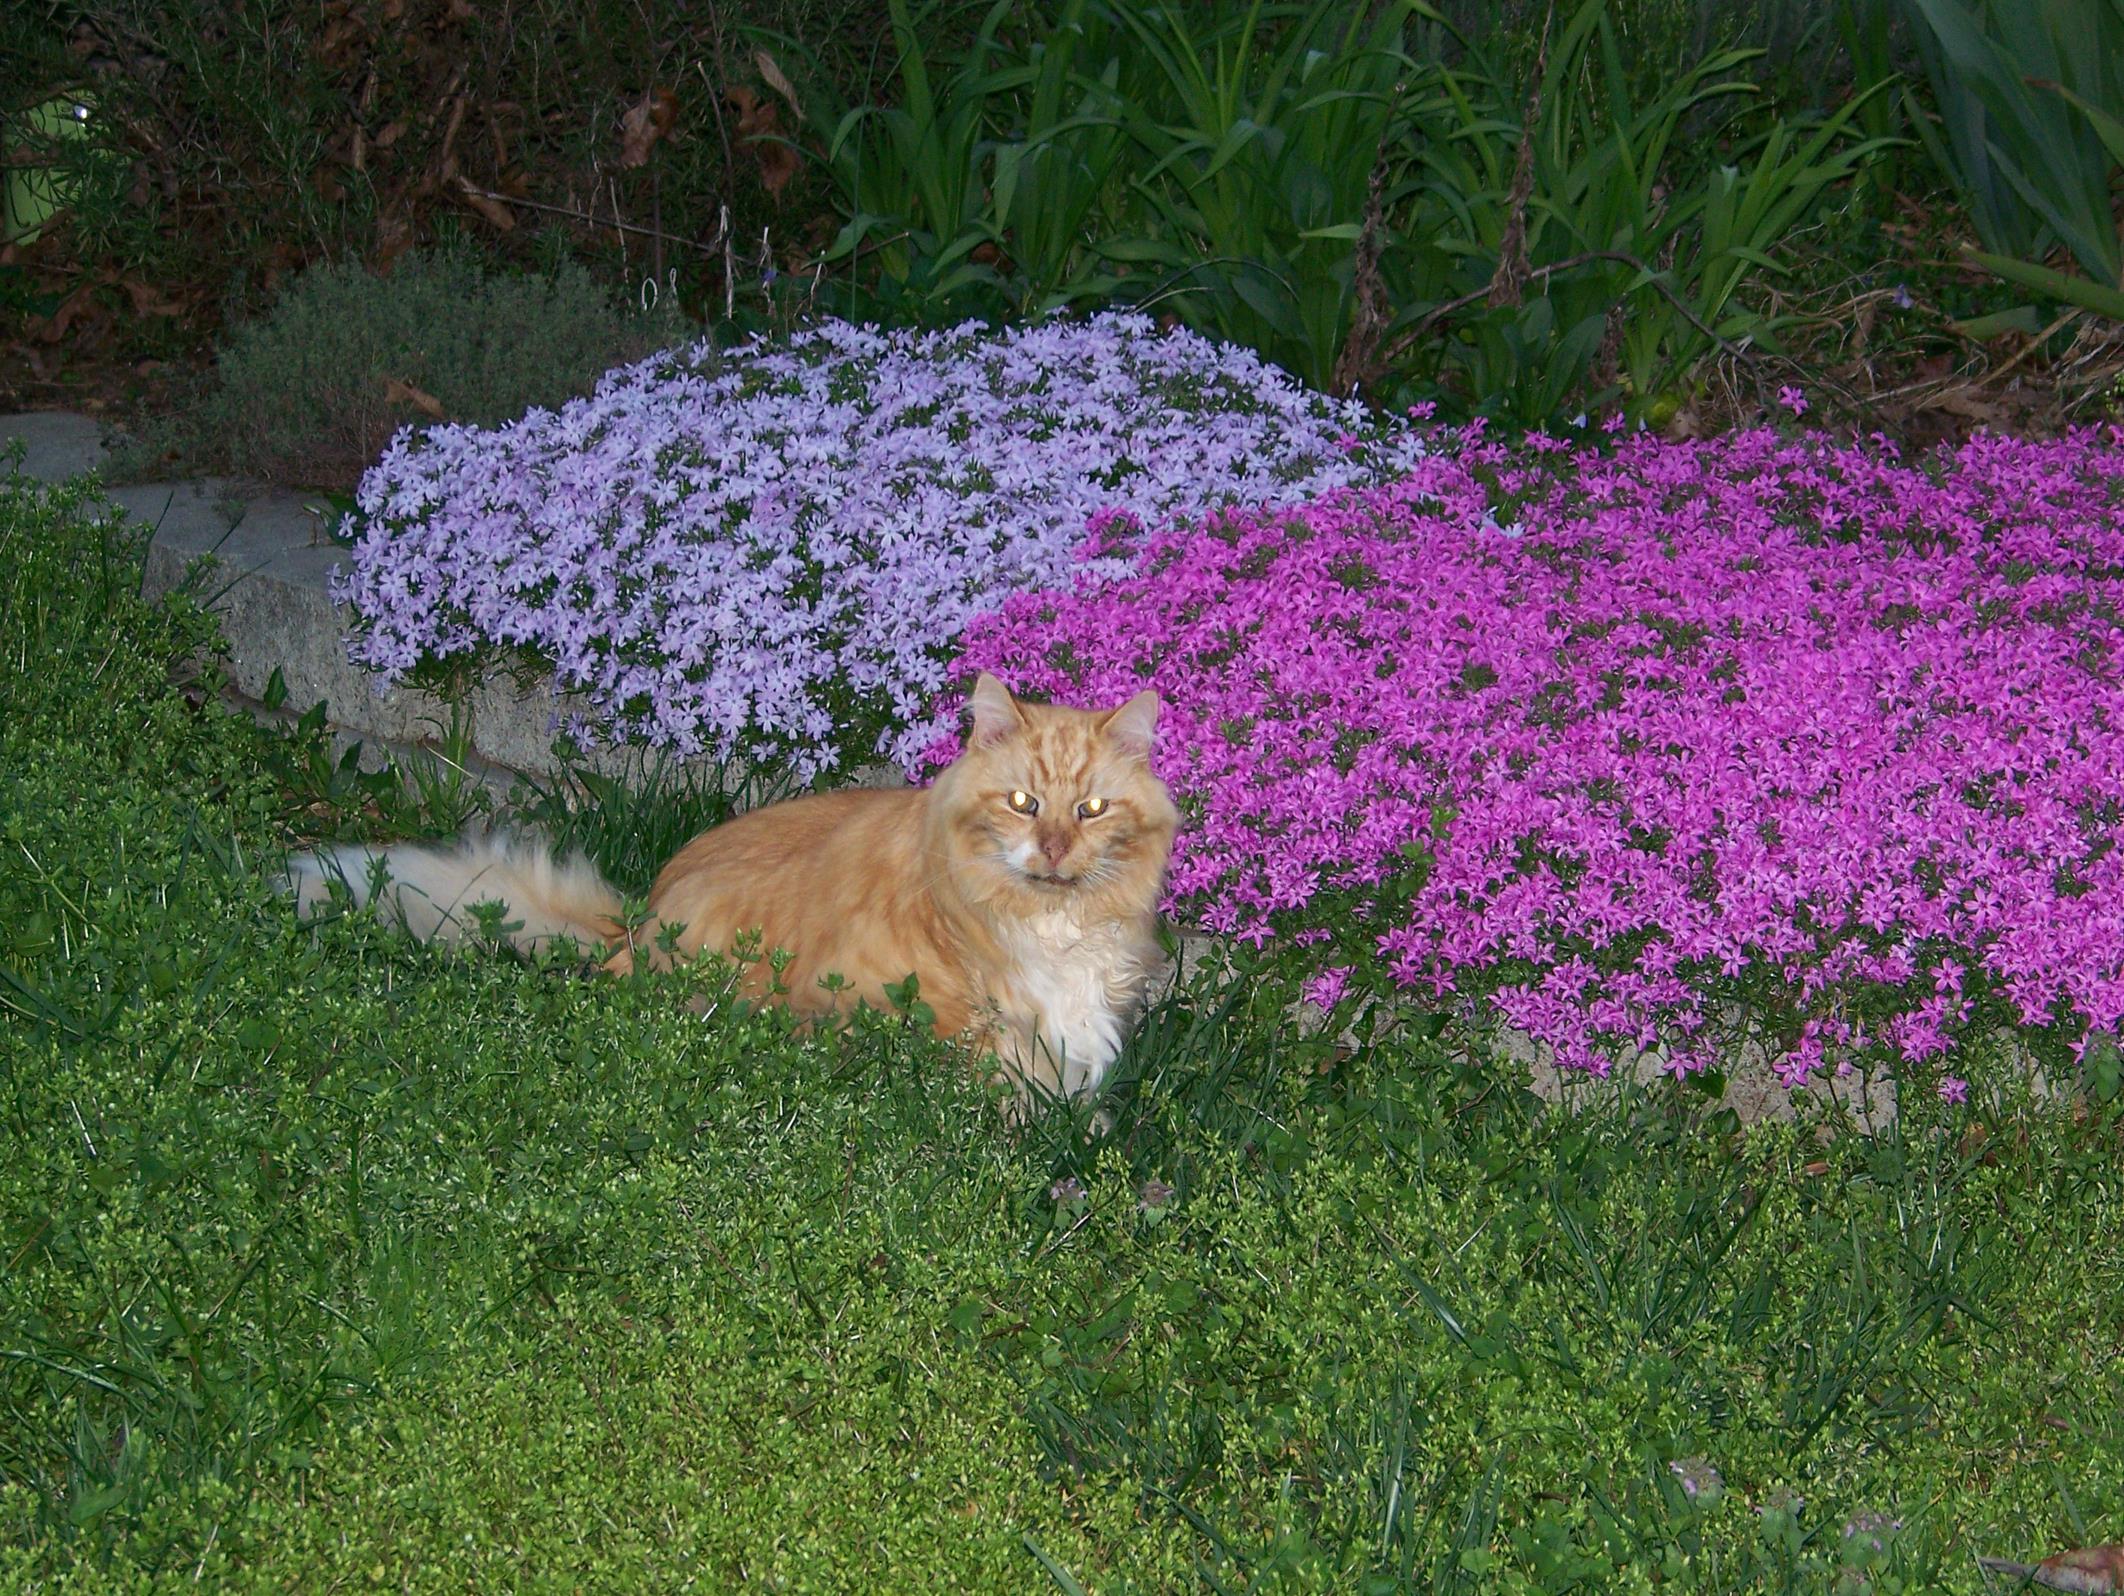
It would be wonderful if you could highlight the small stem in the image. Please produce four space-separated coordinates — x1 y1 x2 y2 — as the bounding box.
454 184 726 256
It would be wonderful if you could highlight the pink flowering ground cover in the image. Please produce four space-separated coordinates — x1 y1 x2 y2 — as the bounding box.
951 423 2124 1087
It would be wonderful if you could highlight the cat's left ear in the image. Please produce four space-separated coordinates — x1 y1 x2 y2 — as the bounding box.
1101 688 1161 759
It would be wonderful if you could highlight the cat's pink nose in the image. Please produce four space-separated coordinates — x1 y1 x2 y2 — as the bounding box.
1042 836 1070 869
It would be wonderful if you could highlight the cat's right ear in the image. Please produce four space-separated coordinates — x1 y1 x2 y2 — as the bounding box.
967 672 1025 747
1101 688 1160 759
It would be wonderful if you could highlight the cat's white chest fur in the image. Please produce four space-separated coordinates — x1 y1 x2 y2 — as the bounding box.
993 910 1153 1099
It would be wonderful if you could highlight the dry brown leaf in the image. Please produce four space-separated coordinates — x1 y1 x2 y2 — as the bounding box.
726 85 797 198
436 94 468 175
1914 382 2000 423
373 119 407 150
372 208 414 270
1662 403 1708 441
315 12 366 71
382 376 446 420
117 277 184 317
619 86 679 168
755 48 802 122
33 283 100 344
456 176 515 231
756 140 799 197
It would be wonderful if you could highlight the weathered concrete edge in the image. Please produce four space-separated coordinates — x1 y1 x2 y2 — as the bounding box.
128 475 904 795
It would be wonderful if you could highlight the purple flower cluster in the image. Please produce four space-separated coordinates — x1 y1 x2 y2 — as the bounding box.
951 423 2124 1083
335 314 1421 777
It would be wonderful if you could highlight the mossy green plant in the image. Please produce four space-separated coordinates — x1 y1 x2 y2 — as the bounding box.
109 250 690 492
2 476 2120 1591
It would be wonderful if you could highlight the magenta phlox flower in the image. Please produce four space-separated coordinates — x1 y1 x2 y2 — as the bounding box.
953 423 2124 1083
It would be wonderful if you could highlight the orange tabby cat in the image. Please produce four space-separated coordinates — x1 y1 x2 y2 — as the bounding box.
290 674 1179 1114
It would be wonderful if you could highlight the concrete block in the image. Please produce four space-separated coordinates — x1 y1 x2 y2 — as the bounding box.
124 469 909 802
0 410 107 482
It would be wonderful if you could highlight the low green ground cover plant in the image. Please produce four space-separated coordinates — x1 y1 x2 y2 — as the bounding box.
112 250 690 491
4 478 2122 1589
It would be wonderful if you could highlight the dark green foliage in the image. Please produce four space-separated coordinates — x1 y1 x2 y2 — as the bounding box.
0 0 881 321
3 479 2121 1589
793 0 1894 423
1898 0 2124 319
109 250 689 490
507 742 803 899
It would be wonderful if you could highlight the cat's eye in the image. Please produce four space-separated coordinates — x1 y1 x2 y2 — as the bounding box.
1077 797 1108 819
1007 790 1039 815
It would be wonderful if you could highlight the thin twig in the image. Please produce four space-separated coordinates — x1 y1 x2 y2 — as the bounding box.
1487 0 1555 311
697 47 739 183
1979 307 2081 388
1330 80 1405 397
1380 248 1750 370
454 183 728 255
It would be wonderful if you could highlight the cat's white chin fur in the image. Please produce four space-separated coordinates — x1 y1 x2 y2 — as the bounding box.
993 909 1154 1103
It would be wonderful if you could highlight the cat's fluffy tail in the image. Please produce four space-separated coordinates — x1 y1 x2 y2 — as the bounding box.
288 832 624 954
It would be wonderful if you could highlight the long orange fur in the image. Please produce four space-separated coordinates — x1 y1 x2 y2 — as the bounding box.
290 674 1179 1114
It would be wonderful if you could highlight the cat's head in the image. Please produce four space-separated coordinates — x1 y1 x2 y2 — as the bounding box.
935 673 1179 915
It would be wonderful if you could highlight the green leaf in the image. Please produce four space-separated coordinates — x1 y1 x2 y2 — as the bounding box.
1950 304 2046 339
2038 78 2124 170
1967 249 2124 322
68 1482 128 1526
1096 238 1189 265
1023 1533 1090 1595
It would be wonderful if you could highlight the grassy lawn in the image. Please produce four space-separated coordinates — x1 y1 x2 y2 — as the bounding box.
3 474 2121 1592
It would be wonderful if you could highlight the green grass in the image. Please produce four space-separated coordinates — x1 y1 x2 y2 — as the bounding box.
3 473 2121 1591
